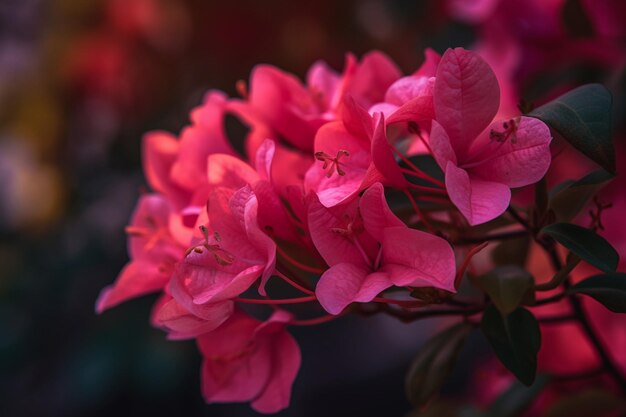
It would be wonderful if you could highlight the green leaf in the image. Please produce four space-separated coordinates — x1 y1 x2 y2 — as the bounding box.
549 170 614 222
542 389 626 417
568 273 626 313
405 322 473 407
474 266 534 315
492 236 531 267
528 84 614 173
486 375 550 417
481 306 541 386
542 223 619 272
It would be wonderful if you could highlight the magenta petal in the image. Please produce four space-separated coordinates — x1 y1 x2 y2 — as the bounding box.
316 263 390 315
156 298 234 340
467 117 552 188
171 92 235 190
304 121 371 207
340 95 374 138
385 95 435 125
233 186 277 294
359 183 405 239
413 48 441 78
255 139 275 181
198 312 271 403
207 154 259 191
370 114 407 188
428 120 458 169
306 60 340 110
349 51 402 109
307 196 367 267
248 64 320 151
96 260 170 313
384 76 432 106
142 131 187 206
251 314 301 414
434 48 500 155
381 227 456 291
445 162 511 225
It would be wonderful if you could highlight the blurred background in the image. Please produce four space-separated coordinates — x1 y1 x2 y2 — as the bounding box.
0 1 624 416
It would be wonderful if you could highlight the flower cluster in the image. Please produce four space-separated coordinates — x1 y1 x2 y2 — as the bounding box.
97 47 558 413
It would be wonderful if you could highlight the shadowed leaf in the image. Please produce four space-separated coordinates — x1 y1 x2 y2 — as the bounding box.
481 306 541 386
529 84 614 173
568 273 626 313
542 223 619 273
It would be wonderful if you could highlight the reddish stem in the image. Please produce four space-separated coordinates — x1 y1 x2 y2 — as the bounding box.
276 245 326 274
392 147 446 188
275 270 315 295
403 189 436 234
455 242 489 289
235 295 317 305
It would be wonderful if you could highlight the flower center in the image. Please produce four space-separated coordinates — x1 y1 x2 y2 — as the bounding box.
489 118 519 144
315 149 350 178
185 225 235 266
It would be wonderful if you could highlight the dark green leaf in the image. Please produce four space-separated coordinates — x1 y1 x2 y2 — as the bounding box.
543 389 626 417
568 273 626 313
486 375 549 417
491 236 531 267
542 223 619 272
405 322 473 407
474 266 534 315
549 170 614 222
481 306 541 386
528 84 614 173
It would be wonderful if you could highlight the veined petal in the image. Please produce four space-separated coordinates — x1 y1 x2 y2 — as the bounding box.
96 259 171 313
429 119 458 169
434 48 500 155
370 113 407 188
467 117 552 188
445 162 511 225
251 313 301 414
155 298 234 340
359 183 405 240
381 226 456 291
307 195 367 267
198 312 271 403
315 263 390 315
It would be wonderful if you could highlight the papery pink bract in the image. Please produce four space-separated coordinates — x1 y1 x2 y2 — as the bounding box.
310 183 456 314
197 309 301 414
96 194 183 313
430 48 552 225
143 91 236 211
170 186 276 311
245 51 401 153
305 106 408 208
152 294 235 340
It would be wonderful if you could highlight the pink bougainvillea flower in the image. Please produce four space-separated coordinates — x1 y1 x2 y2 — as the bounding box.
206 141 299 242
197 309 301 414
96 194 184 313
305 104 408 208
368 49 440 127
309 183 456 314
429 48 552 225
142 91 236 211
170 185 276 312
246 51 401 152
151 294 235 340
